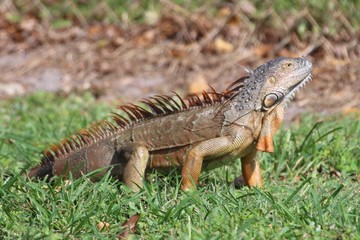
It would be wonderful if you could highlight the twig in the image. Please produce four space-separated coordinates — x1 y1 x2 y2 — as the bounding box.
160 0 192 18
68 0 87 28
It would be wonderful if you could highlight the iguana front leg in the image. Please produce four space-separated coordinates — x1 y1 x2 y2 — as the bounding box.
234 151 262 188
181 130 256 191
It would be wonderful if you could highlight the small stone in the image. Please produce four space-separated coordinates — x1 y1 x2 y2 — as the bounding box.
97 221 110 231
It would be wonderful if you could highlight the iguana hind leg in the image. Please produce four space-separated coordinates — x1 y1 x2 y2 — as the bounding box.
116 144 149 192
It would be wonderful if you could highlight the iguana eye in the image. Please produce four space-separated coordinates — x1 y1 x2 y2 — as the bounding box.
263 93 278 108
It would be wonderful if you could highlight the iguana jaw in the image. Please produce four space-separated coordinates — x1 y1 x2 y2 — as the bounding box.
256 58 312 153
282 72 313 107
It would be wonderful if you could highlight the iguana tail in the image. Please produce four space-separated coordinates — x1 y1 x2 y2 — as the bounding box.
28 161 54 180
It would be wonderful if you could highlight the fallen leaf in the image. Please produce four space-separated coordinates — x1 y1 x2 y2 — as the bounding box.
278 49 300 58
55 180 72 192
97 221 110 231
20 17 37 32
96 61 113 74
239 0 256 15
214 37 234 53
342 107 360 115
170 47 188 58
329 168 341 178
254 44 273 57
87 25 103 37
117 214 140 239
188 73 209 94
217 7 232 17
134 29 156 47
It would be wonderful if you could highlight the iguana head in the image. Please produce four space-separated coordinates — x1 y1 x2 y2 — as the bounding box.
254 57 313 112
243 57 312 152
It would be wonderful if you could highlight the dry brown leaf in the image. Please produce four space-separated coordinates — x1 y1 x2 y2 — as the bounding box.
97 221 110 231
170 47 188 58
214 37 234 53
188 73 209 94
324 55 350 66
87 25 103 37
342 107 360 115
329 168 341 178
278 49 300 58
227 15 242 26
20 17 38 32
96 61 113 74
134 29 156 47
239 0 256 15
55 180 72 193
117 214 140 239
254 44 273 57
217 7 232 17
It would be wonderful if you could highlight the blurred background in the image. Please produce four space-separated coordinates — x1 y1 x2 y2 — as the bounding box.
0 0 359 119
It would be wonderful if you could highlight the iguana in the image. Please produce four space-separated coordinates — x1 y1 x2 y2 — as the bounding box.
29 57 313 191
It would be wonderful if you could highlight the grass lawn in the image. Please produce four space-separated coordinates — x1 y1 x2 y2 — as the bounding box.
0 92 359 239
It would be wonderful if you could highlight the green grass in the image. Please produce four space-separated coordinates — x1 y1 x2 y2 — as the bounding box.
0 92 359 239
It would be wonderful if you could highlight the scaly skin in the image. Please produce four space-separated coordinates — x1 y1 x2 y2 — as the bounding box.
29 57 313 191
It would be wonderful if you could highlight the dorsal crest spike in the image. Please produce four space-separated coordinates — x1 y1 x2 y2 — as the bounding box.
187 93 203 107
155 95 181 111
129 104 153 118
172 91 188 109
225 76 248 92
118 106 138 121
111 112 130 126
50 145 60 157
100 120 118 131
202 91 212 104
69 136 81 148
126 104 143 120
150 96 173 113
165 95 181 110
140 98 164 114
61 139 72 153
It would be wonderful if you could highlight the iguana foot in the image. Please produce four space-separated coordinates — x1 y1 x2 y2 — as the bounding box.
240 151 263 188
233 175 246 189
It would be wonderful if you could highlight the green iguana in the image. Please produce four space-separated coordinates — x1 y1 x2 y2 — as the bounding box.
29 57 313 191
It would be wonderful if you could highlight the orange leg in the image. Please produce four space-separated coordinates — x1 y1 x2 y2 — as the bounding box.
181 150 203 191
240 151 263 187
181 136 235 191
121 145 149 192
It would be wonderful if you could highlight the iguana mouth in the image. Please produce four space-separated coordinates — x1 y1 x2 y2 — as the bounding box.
283 72 313 106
